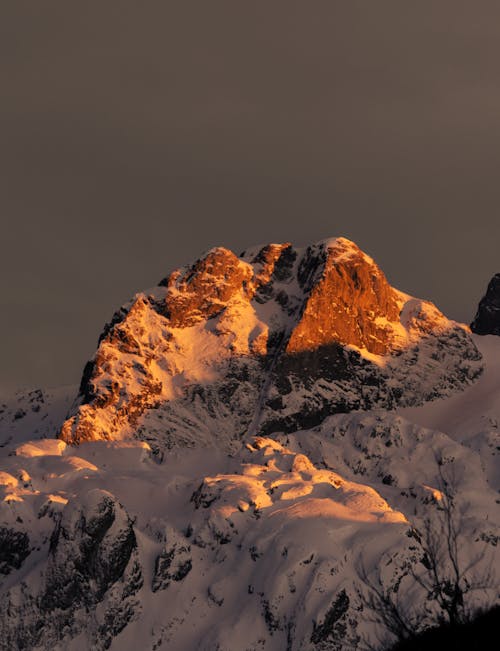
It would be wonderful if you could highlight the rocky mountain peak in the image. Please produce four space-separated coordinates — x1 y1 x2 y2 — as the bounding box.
471 273 500 335
158 247 254 327
286 238 400 355
59 237 482 447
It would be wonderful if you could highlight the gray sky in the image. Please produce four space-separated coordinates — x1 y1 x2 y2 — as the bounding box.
1 2 500 390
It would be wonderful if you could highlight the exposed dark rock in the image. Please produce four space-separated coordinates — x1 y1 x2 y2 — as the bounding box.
471 273 500 335
0 490 142 651
0 527 30 575
44 490 137 608
262 597 281 633
152 543 192 592
79 359 97 403
310 589 353 649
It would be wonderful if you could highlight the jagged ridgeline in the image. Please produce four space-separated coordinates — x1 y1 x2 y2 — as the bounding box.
60 237 482 450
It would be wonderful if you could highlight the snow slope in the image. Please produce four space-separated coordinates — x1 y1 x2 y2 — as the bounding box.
0 360 498 649
398 334 500 490
0 386 75 447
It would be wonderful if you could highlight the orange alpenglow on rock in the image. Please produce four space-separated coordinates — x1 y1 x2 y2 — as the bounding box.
59 237 482 447
285 239 400 355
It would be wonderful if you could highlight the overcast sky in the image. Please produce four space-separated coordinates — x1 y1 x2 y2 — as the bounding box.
1 2 500 390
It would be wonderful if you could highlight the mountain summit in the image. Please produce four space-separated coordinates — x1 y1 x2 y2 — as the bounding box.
60 237 481 449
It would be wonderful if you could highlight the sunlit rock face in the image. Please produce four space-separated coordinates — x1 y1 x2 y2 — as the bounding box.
471 273 500 336
59 238 482 447
286 239 400 355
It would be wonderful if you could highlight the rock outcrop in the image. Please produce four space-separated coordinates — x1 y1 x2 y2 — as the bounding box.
471 273 500 335
0 489 142 651
59 238 482 448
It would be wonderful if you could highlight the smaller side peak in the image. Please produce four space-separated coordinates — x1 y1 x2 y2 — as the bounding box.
183 246 253 284
187 245 244 274
471 273 500 336
483 272 500 287
159 246 251 290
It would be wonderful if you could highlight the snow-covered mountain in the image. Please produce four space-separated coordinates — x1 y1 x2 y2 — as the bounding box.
0 239 498 651
60 238 481 449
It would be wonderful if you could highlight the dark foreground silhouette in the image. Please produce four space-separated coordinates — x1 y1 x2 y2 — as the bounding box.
386 605 500 651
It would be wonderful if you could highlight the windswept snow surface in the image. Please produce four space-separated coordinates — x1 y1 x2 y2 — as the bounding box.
398 335 500 490
0 349 499 649
0 386 75 447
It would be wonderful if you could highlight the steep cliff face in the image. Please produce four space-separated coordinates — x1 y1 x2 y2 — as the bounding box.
285 239 400 355
471 273 500 335
59 237 482 448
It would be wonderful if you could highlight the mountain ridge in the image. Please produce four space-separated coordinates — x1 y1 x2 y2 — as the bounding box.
59 237 482 450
